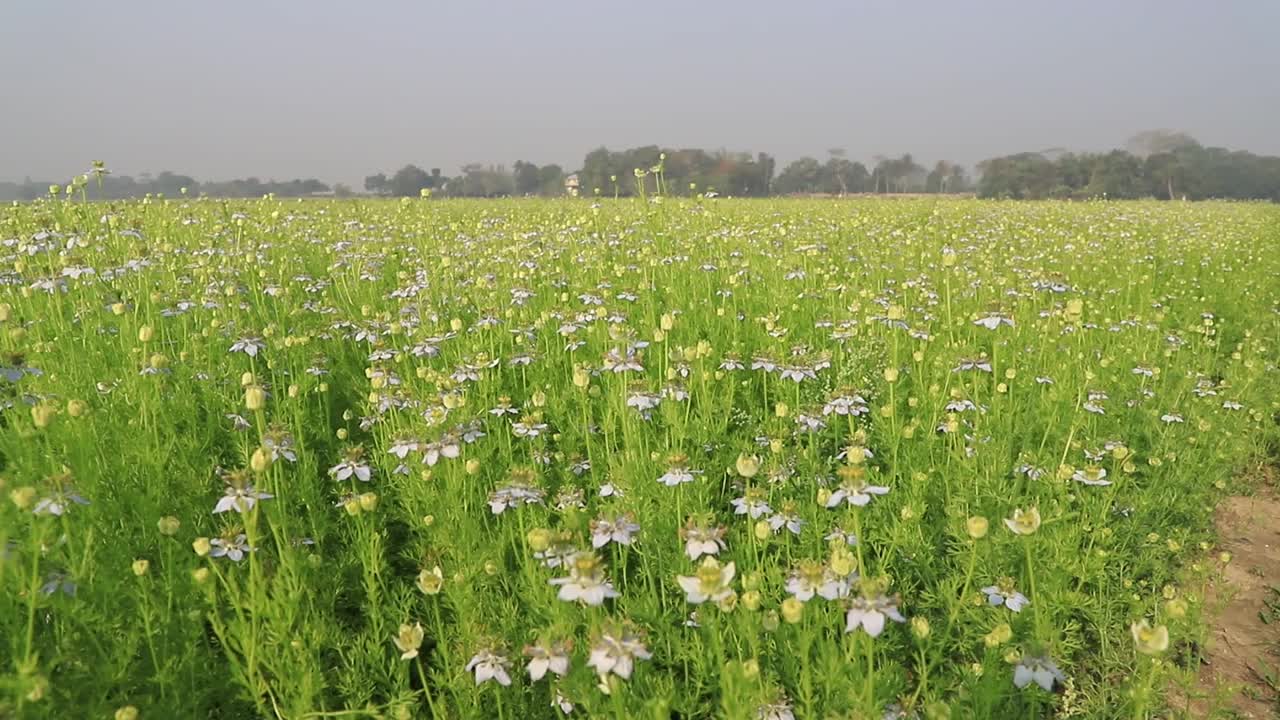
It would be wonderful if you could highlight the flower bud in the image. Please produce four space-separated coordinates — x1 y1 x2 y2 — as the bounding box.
966 516 989 539
781 597 804 624
527 528 551 552
244 386 266 411
158 516 181 536
138 325 154 343
416 566 444 595
192 567 210 584
830 546 857 576
741 590 762 611
67 399 88 417
250 447 273 474
753 520 771 541
883 367 900 383
32 402 58 429
358 492 379 512
762 610 780 632
132 559 150 577
465 459 481 475
735 454 760 478
10 486 37 510
115 706 140 720
912 616 931 639
192 537 211 557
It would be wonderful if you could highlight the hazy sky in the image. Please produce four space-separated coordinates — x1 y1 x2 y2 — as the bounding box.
2 1 1277 186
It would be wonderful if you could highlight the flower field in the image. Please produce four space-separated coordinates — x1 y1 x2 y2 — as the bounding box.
1 195 1278 719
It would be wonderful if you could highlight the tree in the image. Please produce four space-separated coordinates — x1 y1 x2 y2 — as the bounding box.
826 149 850 194
364 173 389 196
513 161 542 196
537 164 565 195
1126 130 1200 159
388 165 433 197
773 157 824 195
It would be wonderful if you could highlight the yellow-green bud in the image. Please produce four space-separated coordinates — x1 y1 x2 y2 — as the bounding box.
32 402 58 429
966 516 989 539
735 453 760 478
781 597 804 624
527 528 552 552
250 447 272 474
244 385 265 411
10 486 37 510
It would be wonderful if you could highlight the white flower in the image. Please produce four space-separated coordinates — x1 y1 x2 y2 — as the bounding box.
844 594 905 637
465 648 512 686
488 482 546 514
523 639 571 681
386 435 422 456
730 490 772 518
213 482 273 514
786 561 851 602
680 521 727 560
587 624 651 680
676 557 736 604
974 314 1013 330
982 579 1030 612
1072 466 1111 486
423 438 461 466
552 690 574 715
1013 654 1065 691
591 513 641 548
549 552 620 606
658 466 699 487
329 459 371 482
826 478 889 508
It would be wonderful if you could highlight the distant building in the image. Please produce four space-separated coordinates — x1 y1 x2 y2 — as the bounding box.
564 174 580 197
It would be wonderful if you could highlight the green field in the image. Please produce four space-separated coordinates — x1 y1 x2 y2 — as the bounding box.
2 196 1278 718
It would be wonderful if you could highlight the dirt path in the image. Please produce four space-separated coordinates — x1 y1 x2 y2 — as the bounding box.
1179 471 1280 718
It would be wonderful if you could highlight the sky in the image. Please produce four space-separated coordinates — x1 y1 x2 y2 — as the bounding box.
1 1 1277 187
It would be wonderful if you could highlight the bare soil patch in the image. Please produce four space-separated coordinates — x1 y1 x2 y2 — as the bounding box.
1175 465 1280 718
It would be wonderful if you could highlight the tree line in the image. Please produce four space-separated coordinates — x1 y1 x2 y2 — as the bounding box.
0 172 335 202
974 131 1280 201
4 131 1278 201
